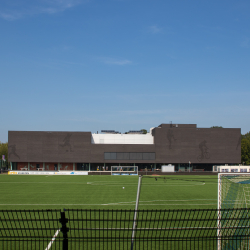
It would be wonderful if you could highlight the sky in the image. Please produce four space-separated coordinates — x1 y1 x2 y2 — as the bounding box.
0 0 250 142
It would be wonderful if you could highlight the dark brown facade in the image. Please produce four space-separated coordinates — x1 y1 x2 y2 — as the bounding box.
8 124 241 171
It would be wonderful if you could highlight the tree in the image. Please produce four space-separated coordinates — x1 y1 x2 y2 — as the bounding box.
140 129 148 134
211 126 223 128
242 132 250 141
0 142 8 168
241 138 250 165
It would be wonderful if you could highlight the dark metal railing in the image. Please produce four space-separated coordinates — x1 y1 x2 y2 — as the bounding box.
0 208 249 249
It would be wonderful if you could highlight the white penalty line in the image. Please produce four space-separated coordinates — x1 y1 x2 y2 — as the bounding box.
45 229 60 250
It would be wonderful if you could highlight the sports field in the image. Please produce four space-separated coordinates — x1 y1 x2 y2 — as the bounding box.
1 174 249 250
0 174 218 210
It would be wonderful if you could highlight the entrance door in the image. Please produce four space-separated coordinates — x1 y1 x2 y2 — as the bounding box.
54 164 57 171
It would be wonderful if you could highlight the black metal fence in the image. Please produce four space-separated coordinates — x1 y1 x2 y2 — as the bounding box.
0 208 249 249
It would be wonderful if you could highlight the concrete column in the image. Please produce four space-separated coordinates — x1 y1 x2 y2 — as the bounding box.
28 162 30 171
43 162 45 170
73 163 75 171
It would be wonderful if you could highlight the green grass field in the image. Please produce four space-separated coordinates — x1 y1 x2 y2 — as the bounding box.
1 174 248 250
0 174 218 210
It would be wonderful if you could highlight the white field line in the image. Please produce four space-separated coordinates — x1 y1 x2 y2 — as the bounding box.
0 182 212 187
0 181 215 186
140 199 217 202
45 229 60 250
0 199 217 206
91 184 206 186
0 203 218 206
0 199 219 206
0 182 134 185
74 225 248 230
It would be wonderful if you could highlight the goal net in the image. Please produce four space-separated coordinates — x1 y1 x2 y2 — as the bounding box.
111 166 138 176
218 173 250 250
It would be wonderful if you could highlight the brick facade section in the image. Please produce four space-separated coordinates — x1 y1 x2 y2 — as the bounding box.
8 124 241 165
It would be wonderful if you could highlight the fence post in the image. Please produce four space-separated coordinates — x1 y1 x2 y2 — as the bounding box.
59 210 69 250
131 175 142 250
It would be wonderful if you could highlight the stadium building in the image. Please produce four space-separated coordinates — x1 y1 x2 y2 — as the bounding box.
8 123 241 172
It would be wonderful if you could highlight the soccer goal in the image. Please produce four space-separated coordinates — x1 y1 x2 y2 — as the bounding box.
111 166 138 176
218 173 250 250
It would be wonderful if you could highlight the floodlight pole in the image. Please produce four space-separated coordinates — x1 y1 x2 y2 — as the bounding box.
131 175 142 250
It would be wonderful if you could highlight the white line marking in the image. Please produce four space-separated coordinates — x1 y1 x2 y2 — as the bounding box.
0 182 92 184
0 182 211 187
0 203 217 206
128 204 217 206
140 199 217 202
0 198 218 206
45 229 60 250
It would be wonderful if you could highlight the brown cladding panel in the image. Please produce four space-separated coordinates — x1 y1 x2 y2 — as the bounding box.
153 127 241 164
8 126 241 164
26 132 43 162
8 131 28 162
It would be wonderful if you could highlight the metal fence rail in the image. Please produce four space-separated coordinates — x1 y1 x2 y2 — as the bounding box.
0 209 62 250
0 208 249 250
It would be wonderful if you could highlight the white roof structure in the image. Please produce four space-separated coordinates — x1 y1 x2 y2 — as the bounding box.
91 129 154 144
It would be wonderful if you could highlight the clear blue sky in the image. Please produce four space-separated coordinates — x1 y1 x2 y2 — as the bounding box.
0 0 249 142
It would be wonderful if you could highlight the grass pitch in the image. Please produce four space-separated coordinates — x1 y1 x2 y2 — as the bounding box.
0 174 232 250
0 174 218 210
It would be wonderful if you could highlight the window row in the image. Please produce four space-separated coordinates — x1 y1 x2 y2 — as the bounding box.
104 152 155 160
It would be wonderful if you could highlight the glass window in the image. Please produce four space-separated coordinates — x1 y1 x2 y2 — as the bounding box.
231 169 238 172
129 153 137 160
104 152 110 159
240 168 247 172
136 153 143 160
143 153 150 160
117 153 124 160
110 153 116 160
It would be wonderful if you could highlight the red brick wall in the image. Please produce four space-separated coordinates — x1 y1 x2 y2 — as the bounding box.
61 163 73 171
17 162 28 170
29 162 42 170
45 163 74 171
44 163 56 171
17 162 74 171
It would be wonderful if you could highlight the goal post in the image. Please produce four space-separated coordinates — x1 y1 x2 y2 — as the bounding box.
218 173 250 250
111 166 138 176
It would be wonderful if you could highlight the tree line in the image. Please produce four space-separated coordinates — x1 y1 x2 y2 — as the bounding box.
241 132 250 165
210 126 250 165
0 142 8 168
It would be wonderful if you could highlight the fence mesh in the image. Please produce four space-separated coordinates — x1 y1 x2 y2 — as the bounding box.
0 208 249 250
0 209 61 250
